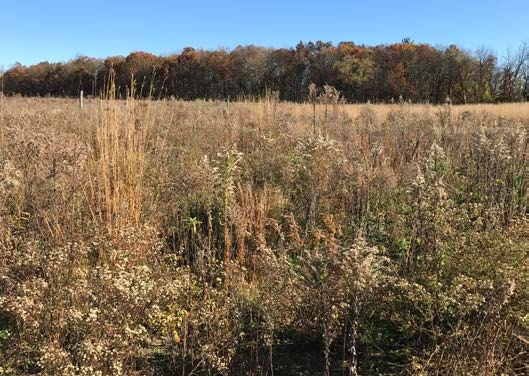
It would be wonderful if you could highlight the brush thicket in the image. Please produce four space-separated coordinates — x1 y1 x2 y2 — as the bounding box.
0 95 527 375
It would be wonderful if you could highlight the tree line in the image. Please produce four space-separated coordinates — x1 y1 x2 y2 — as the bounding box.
2 40 529 103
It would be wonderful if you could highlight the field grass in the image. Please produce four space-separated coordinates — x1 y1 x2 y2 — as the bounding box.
1 97 528 375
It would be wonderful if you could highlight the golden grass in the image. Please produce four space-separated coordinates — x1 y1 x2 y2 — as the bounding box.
1 96 528 375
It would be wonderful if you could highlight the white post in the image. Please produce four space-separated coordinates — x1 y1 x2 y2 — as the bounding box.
79 90 84 110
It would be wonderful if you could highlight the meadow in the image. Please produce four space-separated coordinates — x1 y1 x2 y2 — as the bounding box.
0 95 528 375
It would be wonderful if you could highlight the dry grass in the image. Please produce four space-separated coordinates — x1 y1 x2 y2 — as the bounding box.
0 97 528 375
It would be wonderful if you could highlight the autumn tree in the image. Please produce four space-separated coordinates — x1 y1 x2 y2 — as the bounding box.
176 47 206 100
2 63 29 95
123 51 159 97
159 54 179 98
205 49 233 99
474 47 497 102
264 48 301 101
334 42 374 102
103 56 126 98
497 42 529 102
230 45 270 99
69 56 103 97
6 41 529 104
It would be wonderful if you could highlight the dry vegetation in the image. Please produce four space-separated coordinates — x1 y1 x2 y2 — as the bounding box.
0 94 528 375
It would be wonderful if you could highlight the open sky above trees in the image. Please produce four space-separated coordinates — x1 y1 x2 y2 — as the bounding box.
1 0 528 67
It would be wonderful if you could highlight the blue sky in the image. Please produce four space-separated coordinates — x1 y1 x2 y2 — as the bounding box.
1 0 528 68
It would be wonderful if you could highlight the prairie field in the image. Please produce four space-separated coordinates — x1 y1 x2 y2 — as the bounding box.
0 96 528 375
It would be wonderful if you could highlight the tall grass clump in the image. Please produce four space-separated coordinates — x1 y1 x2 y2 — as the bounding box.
90 79 150 236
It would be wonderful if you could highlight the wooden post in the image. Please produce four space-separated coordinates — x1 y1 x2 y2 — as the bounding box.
79 90 84 110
